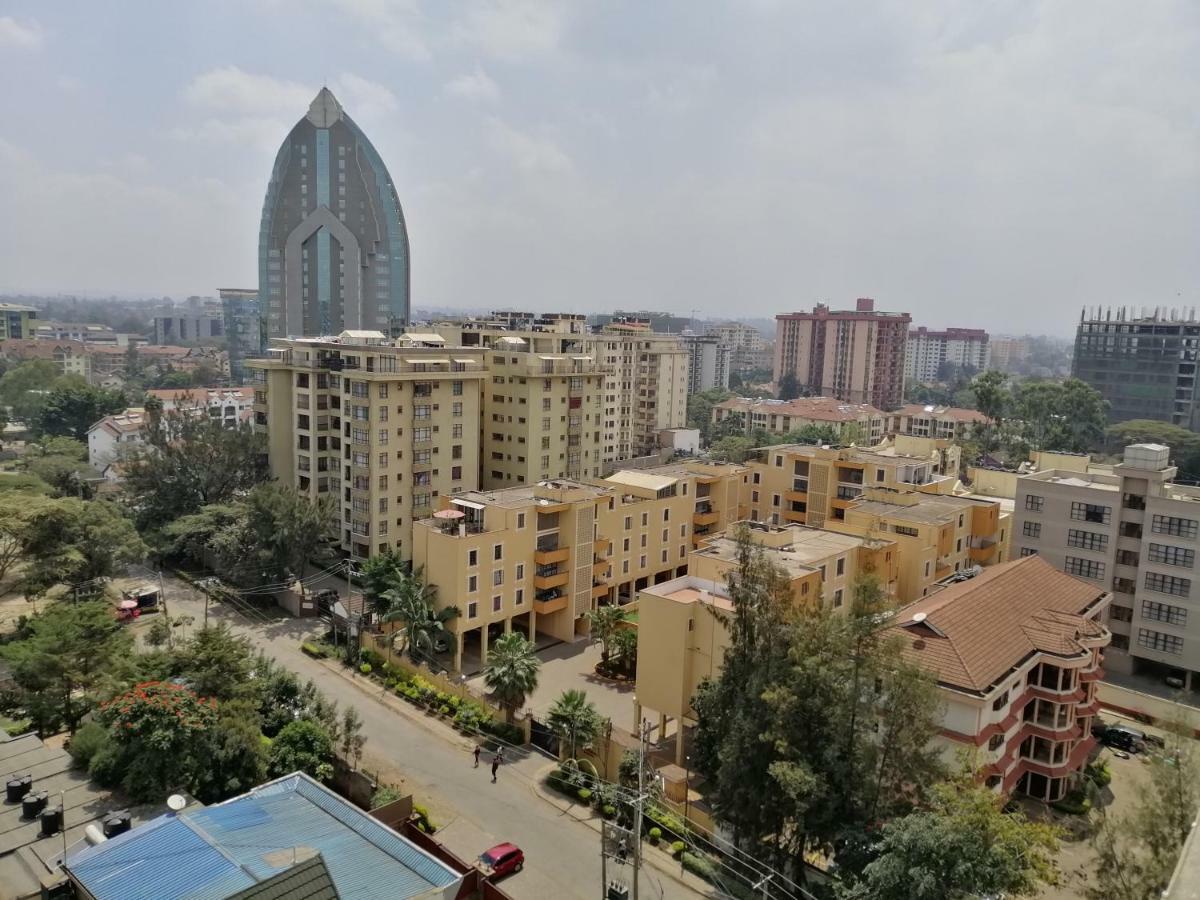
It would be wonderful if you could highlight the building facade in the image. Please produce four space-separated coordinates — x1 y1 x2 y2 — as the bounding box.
712 396 886 444
889 556 1109 801
887 403 987 441
152 313 224 345
259 88 410 340
706 321 770 373
0 304 37 340
681 333 731 394
989 337 1029 372
1014 443 1200 686
774 298 910 410
220 287 266 384
904 326 990 383
1072 307 1200 427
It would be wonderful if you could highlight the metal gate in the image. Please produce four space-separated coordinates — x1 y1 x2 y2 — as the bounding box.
529 717 560 757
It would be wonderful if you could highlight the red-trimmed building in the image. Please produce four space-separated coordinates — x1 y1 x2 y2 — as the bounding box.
888 554 1110 801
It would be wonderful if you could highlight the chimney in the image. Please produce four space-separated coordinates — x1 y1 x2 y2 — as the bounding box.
856 298 875 312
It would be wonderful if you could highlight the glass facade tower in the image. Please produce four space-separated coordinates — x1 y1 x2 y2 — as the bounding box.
258 88 410 339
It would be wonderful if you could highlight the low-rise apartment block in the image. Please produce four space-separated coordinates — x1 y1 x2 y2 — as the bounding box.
889 555 1109 801
412 461 746 671
887 403 986 441
0 339 93 381
1014 443 1200 686
0 304 38 340
712 396 886 444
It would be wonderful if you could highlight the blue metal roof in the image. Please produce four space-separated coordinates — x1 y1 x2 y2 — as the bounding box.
67 773 461 900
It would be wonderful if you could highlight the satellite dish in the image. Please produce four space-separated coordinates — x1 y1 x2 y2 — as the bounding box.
167 795 187 812
912 612 927 624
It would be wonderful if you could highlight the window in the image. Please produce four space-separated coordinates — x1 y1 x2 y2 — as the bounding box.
1145 571 1191 597
1064 556 1104 580
493 569 503 586
661 528 668 541
1022 521 1041 538
1025 495 1044 512
492 595 502 613
893 524 918 537
752 490 760 503
1067 529 1108 552
467 601 477 619
988 734 1004 752
624 516 632 530
640 534 647 548
661 549 668 563
1110 605 1133 622
451 466 462 480
515 589 524 606
663 508 670 522
494 544 503 561
1070 501 1111 525
452 402 463 417
468 549 478 567
1020 547 1038 557
833 589 844 608
452 424 463 439
639 555 647 568
467 574 478 593
517 513 525 529
623 538 630 552
453 381 463 396
1111 633 1129 651
641 512 648 527
516 563 524 580
1142 599 1187 626
991 691 1009 711
1138 628 1184 655
1153 515 1199 539
1149 543 1195 568
836 557 845 576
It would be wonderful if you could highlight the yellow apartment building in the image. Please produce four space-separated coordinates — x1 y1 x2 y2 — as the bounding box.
689 523 899 609
410 461 747 671
248 333 488 561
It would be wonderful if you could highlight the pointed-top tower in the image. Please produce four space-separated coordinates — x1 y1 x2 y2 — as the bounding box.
258 88 410 338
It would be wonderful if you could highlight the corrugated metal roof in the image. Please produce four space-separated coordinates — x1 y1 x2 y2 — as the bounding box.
67 773 460 900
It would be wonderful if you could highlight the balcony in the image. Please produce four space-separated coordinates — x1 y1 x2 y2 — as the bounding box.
533 594 568 615
783 509 806 524
784 489 808 503
594 535 611 551
969 544 995 563
693 509 719 527
534 570 570 590
534 546 571 566
591 583 610 599
593 559 608 575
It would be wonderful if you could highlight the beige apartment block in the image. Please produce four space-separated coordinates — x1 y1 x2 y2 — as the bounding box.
433 312 688 465
411 461 746 672
1014 443 1200 686
481 336 604 487
689 522 899 608
712 396 886 444
249 333 488 562
886 403 987 441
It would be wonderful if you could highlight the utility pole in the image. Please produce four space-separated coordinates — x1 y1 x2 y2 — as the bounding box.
600 818 608 898
632 717 651 900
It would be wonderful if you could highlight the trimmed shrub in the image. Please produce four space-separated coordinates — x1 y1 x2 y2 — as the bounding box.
578 787 593 802
602 804 616 818
67 721 110 769
670 841 685 857
359 663 373 675
648 827 662 844
412 803 436 834
301 642 327 658
359 648 384 669
439 705 450 717
1051 789 1091 816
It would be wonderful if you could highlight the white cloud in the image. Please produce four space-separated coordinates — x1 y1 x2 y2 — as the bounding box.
454 1 566 61
0 16 43 49
330 0 431 61
184 66 312 116
334 72 399 123
486 118 572 174
444 65 500 103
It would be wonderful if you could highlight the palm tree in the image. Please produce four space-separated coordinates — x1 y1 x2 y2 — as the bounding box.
483 633 540 722
379 567 457 663
610 627 638 676
586 604 627 664
548 689 604 759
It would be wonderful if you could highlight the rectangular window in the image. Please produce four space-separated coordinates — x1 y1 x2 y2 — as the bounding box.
623 538 630 552
1152 515 1199 539
1067 529 1108 552
516 563 524 580
515 589 524 606
639 555 646 568
493 569 503 586
1142 599 1188 627
517 513 525 529
468 549 478 567
1145 571 1191 597
467 574 478 593
1064 556 1104 580
833 589 844 608
452 402 463 417
452 424 463 439
1070 501 1111 525
1149 543 1195 568
453 381 463 396
1138 628 1184 655
467 601 477 619
836 557 845 576
493 595 502 613
494 544 503 561
1022 521 1041 538
451 466 462 480
1025 495 1044 512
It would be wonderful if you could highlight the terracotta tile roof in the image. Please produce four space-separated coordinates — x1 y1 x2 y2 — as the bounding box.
716 396 884 422
888 555 1109 695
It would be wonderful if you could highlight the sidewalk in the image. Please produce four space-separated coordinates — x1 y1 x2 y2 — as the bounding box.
528 763 719 898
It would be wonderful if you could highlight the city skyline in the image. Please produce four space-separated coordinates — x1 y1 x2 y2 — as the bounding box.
0 3 1196 335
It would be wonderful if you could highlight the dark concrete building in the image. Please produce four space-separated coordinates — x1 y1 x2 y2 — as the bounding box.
1072 307 1200 428
259 88 411 339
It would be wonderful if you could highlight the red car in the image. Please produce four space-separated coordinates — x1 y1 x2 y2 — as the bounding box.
479 842 524 878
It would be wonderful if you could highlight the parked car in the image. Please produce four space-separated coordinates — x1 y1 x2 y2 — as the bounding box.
478 843 524 879
1101 724 1147 753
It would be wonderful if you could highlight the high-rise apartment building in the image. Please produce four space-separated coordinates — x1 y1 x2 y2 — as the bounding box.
989 337 1029 373
706 321 770 372
259 89 410 340
433 313 688 464
774 298 910 410
220 288 265 385
680 333 731 394
1014 443 1200 686
905 326 990 383
1072 307 1200 427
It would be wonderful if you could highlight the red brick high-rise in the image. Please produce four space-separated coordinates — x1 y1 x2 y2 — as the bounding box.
773 298 911 411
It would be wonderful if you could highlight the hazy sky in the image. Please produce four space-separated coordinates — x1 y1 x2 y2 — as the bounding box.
0 2 1196 334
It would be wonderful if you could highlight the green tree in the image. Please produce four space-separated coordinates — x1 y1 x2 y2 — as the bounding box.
194 698 268 804
268 719 334 781
94 681 217 802
0 359 61 423
34 382 127 440
585 604 627 664
378 567 457 662
24 453 95 498
1013 378 1107 453
20 498 146 596
121 408 269 529
243 485 337 590
180 624 257 702
340 706 366 771
709 435 755 463
846 776 1059 900
0 600 133 734
1106 420 1200 479
610 627 638 674
483 632 541 722
967 370 1010 452
777 372 800 401
0 492 51 588
687 388 733 445
360 547 407 613
779 424 840 446
547 689 604 759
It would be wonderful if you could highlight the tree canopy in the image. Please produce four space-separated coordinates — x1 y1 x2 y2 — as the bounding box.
19 498 146 596
483 632 540 722
34 381 127 441
686 388 733 445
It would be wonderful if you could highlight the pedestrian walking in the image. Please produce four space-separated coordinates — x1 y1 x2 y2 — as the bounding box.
491 753 501 783
473 745 481 768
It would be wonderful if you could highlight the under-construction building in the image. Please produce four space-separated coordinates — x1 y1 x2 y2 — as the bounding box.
1072 306 1200 428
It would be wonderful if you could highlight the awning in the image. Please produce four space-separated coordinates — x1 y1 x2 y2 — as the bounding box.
451 498 486 511
537 354 564 361
453 358 477 364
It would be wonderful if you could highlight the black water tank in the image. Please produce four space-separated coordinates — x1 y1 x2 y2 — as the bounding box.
6 774 32 803
22 790 47 819
40 805 63 836
103 811 132 838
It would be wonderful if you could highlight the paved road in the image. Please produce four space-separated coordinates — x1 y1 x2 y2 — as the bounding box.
160 575 706 900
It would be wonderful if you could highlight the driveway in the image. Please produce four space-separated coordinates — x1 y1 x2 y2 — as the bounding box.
158 573 705 900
